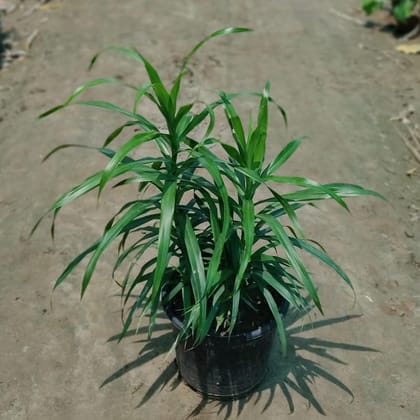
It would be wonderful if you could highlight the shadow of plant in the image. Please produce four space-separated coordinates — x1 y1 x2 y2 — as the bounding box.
0 17 15 70
0 17 8 69
101 316 182 401
102 308 378 417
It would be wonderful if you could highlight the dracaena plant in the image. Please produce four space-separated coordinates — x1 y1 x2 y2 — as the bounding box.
33 28 382 354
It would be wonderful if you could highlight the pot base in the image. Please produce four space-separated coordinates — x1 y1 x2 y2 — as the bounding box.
176 359 270 400
174 327 276 400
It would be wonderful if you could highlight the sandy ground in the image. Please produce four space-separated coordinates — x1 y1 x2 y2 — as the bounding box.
1 0 420 419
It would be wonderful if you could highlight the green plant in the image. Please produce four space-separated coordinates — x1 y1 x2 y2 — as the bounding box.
362 0 418 23
33 28 382 354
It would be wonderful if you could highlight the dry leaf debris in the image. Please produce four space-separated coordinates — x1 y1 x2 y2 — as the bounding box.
396 43 420 54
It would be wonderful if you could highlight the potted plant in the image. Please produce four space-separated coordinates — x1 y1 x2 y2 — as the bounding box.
361 0 419 35
33 28 383 400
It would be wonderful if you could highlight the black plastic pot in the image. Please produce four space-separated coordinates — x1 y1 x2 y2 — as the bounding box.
165 299 289 400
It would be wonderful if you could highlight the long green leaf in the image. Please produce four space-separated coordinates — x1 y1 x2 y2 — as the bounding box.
183 215 206 299
258 213 322 312
149 182 177 331
53 242 99 289
263 137 305 177
183 215 207 332
219 92 246 161
32 158 164 238
89 46 145 69
52 162 152 209
262 287 288 355
133 82 153 113
193 189 220 238
81 201 152 297
199 285 225 341
119 276 154 341
132 48 170 114
326 183 385 200
175 103 194 127
290 238 353 289
170 71 188 114
89 46 171 113
266 187 304 238
266 175 349 211
180 27 252 71
254 268 299 308
38 77 126 119
247 82 269 169
121 259 157 308
104 121 140 147
220 141 241 162
113 234 158 278
233 199 255 292
31 171 107 235
198 152 232 293
75 100 158 131
283 182 385 202
41 143 116 163
95 46 171 119
233 166 265 186
99 131 159 193
229 199 255 332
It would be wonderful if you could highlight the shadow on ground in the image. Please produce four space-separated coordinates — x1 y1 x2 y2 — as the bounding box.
0 17 11 69
102 315 182 397
102 309 378 417
364 14 420 38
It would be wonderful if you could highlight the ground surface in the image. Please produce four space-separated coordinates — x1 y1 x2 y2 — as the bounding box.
1 1 420 419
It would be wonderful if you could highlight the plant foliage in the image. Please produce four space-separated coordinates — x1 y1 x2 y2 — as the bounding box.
361 0 418 22
34 28 383 354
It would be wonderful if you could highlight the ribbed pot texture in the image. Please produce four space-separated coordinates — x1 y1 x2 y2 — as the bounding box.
166 300 289 400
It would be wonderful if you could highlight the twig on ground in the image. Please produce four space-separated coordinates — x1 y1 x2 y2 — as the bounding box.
406 167 418 176
395 125 420 164
21 2 39 18
408 125 420 148
329 8 366 26
25 29 39 50
391 104 415 123
20 0 61 18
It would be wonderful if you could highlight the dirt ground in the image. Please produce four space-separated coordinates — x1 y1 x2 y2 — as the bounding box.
1 0 420 419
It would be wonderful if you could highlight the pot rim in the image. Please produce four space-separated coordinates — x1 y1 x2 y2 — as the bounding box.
163 291 289 341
